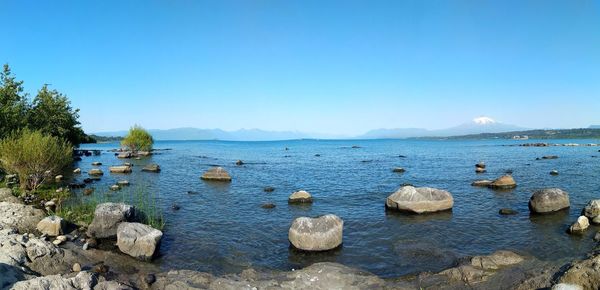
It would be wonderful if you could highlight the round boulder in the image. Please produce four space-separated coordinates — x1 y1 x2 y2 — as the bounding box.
200 167 232 182
288 190 313 204
288 214 343 251
488 175 517 189
529 188 570 213
385 186 453 214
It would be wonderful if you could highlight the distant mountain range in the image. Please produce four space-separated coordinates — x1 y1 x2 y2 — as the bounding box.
92 117 599 141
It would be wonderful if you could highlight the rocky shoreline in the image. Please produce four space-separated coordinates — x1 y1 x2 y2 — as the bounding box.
1 187 600 289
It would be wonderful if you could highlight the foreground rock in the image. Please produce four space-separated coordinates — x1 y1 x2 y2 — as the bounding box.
87 203 135 239
0 202 45 233
288 190 313 204
10 271 97 290
117 222 162 261
200 167 232 182
582 199 600 224
109 165 132 173
488 175 517 189
0 188 21 203
529 188 570 213
386 186 454 214
555 252 600 289
36 216 65 236
289 214 343 251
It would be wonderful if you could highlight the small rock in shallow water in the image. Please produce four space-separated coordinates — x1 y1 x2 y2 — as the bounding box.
499 208 518 215
172 204 180 211
392 167 406 173
550 170 559 175
235 160 244 165
263 186 275 192
261 203 276 209
110 185 120 191
569 216 589 234
471 180 493 187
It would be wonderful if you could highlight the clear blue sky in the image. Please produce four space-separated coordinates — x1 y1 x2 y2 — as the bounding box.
2 0 599 135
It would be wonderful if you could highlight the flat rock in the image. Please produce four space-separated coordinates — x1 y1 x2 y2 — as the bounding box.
142 164 161 173
10 271 97 290
0 202 45 233
529 188 570 213
289 214 343 251
117 222 162 261
472 180 493 187
109 165 132 173
87 203 135 239
200 167 231 182
386 186 453 214
36 216 65 236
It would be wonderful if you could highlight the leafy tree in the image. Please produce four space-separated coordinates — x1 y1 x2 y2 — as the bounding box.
121 125 154 152
0 64 29 138
0 129 73 190
28 84 86 146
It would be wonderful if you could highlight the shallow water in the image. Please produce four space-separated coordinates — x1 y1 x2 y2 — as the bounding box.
76 139 600 277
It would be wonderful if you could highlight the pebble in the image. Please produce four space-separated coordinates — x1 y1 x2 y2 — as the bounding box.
72 263 81 272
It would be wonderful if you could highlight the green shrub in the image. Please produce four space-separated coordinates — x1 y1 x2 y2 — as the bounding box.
121 125 153 152
0 129 73 190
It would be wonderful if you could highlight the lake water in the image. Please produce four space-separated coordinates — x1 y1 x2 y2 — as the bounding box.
76 139 600 277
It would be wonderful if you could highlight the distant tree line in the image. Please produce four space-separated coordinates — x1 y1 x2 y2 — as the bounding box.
0 64 92 146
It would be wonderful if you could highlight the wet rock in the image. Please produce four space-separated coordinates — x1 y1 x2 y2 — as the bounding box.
92 162 102 166
83 178 93 183
261 203 276 209
569 216 589 234
392 167 406 173
88 169 104 176
235 160 244 165
556 252 600 289
74 168 82 174
499 208 518 215
0 202 45 233
529 188 570 213
288 190 313 204
263 186 275 192
93 264 109 274
109 165 132 173
116 222 162 261
594 231 600 242
476 167 487 173
582 200 600 224
550 170 559 175
289 214 343 251
472 180 493 187
144 273 156 285
200 167 231 182
142 164 161 173
87 203 135 239
475 162 486 169
488 175 517 189
36 216 65 236
385 186 454 214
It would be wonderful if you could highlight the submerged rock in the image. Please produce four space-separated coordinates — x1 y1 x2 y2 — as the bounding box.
36 216 65 237
261 203 276 209
542 155 559 159
288 190 313 204
141 164 161 173
87 203 135 239
385 186 454 214
289 214 343 251
529 188 570 213
488 175 517 189
263 186 275 192
499 208 518 215
392 167 406 173
200 167 232 182
472 180 493 187
117 222 162 261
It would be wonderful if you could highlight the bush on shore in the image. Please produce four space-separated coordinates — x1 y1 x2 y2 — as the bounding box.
121 125 154 153
0 129 73 190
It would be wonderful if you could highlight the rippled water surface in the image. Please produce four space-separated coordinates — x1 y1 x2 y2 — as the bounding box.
76 139 600 277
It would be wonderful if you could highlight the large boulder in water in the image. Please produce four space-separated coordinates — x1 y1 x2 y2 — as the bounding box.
488 175 517 189
87 203 135 239
288 214 343 251
200 167 232 182
385 186 454 214
0 202 45 233
528 188 570 213
116 222 162 261
582 200 600 224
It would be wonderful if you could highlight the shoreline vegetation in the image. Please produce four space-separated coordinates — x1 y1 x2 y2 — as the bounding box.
2 63 600 289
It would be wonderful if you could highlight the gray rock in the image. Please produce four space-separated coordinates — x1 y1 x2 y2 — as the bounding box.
552 284 583 290
569 216 589 234
288 214 343 251
87 203 135 239
288 190 313 204
0 202 45 233
109 166 132 173
116 222 162 261
582 200 600 224
0 188 21 203
36 216 65 236
529 188 570 213
200 167 231 182
10 271 97 290
386 186 454 214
